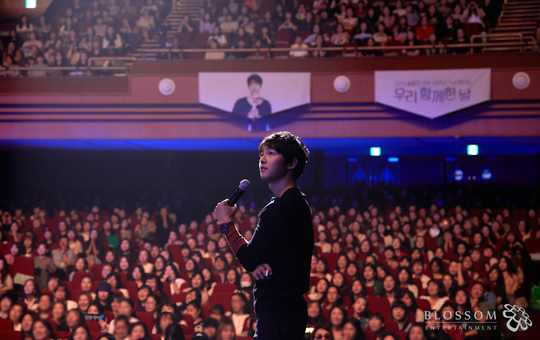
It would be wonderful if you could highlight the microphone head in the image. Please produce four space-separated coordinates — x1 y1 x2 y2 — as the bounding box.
239 179 251 191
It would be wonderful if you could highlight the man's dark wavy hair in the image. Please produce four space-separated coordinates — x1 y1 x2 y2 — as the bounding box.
247 74 263 86
259 131 309 180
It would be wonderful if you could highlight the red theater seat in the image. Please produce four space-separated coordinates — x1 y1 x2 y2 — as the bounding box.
136 312 154 333
417 298 431 312
0 331 22 340
209 292 232 311
0 319 13 330
86 321 101 332
10 256 34 278
367 297 390 319
71 271 94 290
213 283 236 295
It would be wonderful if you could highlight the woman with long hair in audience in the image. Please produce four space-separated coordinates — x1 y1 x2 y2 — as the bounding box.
424 309 452 340
351 296 369 330
441 273 457 299
439 302 465 340
69 324 92 340
69 256 88 282
204 239 219 263
182 257 197 280
37 293 53 320
184 301 204 333
152 255 166 278
487 267 506 309
178 288 202 311
105 273 127 298
130 265 147 288
316 231 332 254
216 317 236 340
453 240 469 260
112 315 131 340
429 258 445 281
368 313 386 340
342 317 365 340
117 255 131 276
368 231 384 255
414 236 434 262
225 268 241 288
212 255 228 283
328 305 347 340
346 261 360 281
462 255 479 282
77 292 93 314
362 263 382 296
498 255 521 305
401 290 423 323
453 288 480 337
22 235 35 257
21 312 39 340
54 283 78 310
313 258 333 282
137 249 153 274
349 279 366 302
420 279 448 311
344 233 359 253
407 322 426 340
335 254 349 275
154 311 175 338
0 294 12 319
309 277 329 303
380 275 402 305
9 302 25 331
324 285 343 310
397 267 418 298
357 240 373 261
0 256 13 295
390 300 412 332
51 301 69 331
130 320 150 340
109 298 139 334
307 300 327 330
410 259 430 290
31 319 57 340
67 229 83 256
162 263 185 295
118 238 138 265
332 271 350 298
143 293 160 319
200 266 217 294
229 292 250 336
21 279 40 311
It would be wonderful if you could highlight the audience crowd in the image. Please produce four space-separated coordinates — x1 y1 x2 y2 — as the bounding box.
0 0 168 76
0 183 538 340
194 0 502 60
0 0 511 74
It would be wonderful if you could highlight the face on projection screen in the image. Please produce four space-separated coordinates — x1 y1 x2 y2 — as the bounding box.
199 72 311 119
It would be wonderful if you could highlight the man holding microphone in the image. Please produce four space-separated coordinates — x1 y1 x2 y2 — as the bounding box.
214 131 313 340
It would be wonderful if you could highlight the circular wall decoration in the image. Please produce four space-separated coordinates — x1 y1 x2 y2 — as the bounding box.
333 75 351 93
158 78 176 95
512 72 530 90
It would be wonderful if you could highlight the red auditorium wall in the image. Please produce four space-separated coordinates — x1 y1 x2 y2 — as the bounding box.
0 53 539 140
0 53 539 103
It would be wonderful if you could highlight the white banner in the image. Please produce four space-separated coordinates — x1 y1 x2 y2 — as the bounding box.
375 69 491 119
199 72 311 119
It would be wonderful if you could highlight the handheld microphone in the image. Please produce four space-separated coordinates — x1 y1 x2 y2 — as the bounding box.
228 179 251 206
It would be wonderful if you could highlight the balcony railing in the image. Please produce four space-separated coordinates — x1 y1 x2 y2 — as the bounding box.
0 36 536 76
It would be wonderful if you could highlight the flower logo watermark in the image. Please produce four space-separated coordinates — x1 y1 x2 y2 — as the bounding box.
502 304 533 332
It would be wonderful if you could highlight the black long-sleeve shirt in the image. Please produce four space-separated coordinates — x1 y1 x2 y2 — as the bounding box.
234 187 314 315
